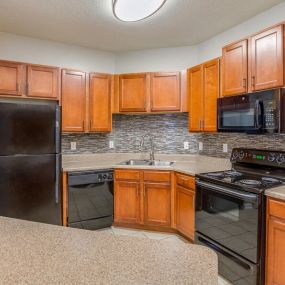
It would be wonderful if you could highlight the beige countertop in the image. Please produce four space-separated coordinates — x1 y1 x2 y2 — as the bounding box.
62 153 231 176
265 185 285 201
0 216 218 285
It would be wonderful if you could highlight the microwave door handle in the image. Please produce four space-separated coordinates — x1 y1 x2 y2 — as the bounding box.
254 100 263 129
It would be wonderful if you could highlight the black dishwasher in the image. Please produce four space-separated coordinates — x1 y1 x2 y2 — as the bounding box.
67 169 114 230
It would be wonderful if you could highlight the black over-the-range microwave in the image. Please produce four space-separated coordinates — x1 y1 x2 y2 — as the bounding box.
217 88 285 134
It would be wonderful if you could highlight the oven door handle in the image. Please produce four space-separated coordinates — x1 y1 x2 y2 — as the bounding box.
196 180 258 203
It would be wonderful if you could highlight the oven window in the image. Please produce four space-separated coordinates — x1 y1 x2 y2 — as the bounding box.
196 188 259 263
222 109 255 127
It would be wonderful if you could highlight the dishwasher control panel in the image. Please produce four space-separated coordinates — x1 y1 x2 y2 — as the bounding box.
68 169 113 186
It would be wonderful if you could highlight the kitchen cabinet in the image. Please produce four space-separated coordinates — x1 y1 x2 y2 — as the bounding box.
222 24 285 96
0 60 25 96
27 65 59 99
0 60 59 99
222 39 248 96
119 73 148 112
188 58 220 132
175 173 195 240
61 69 86 132
150 72 180 111
266 198 285 285
251 25 284 91
89 73 112 132
114 169 172 229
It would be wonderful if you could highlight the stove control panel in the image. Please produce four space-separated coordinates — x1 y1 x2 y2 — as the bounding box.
231 148 285 167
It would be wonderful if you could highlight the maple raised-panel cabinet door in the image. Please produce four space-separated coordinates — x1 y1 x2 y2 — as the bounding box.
0 61 25 96
188 65 203 132
89 73 112 132
176 185 195 240
251 25 284 91
119 73 148 112
150 72 181 111
222 39 248 96
61 69 86 132
143 183 171 227
203 58 220 132
114 181 141 224
26 65 59 99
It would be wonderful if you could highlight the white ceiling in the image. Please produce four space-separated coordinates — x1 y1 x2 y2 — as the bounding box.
0 0 284 52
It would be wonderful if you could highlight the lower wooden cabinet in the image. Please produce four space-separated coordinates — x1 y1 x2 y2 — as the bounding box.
266 198 285 285
114 169 171 229
144 182 171 227
114 181 141 224
175 173 195 240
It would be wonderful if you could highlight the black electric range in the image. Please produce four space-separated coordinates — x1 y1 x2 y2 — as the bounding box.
195 148 285 285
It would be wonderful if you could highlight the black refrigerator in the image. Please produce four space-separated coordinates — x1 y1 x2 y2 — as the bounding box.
0 100 62 225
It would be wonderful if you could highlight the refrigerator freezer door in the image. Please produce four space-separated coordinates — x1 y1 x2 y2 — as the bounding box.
0 154 62 225
0 102 58 155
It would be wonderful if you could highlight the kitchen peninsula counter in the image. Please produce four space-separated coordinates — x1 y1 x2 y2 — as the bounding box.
0 216 218 285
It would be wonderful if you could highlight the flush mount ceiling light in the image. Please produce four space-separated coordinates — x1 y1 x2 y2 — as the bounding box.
112 0 167 22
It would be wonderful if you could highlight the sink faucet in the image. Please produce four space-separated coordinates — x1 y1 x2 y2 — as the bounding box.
139 133 155 161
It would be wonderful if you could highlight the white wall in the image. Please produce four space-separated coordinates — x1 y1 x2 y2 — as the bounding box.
115 45 198 73
0 33 115 73
115 1 285 73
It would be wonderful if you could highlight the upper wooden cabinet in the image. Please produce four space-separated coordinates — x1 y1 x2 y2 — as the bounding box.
188 58 220 132
150 72 180 112
115 71 184 113
222 24 285 96
222 39 248 96
251 25 284 91
266 198 285 285
27 65 59 99
188 65 203 132
89 73 112 132
119 73 148 112
0 61 24 96
0 60 59 99
61 69 86 133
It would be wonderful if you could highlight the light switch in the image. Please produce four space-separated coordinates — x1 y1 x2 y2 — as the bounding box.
109 140 114 149
198 142 203 151
223 144 228 153
184 141 189 150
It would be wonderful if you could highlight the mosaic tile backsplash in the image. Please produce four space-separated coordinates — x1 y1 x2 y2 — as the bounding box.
62 113 285 158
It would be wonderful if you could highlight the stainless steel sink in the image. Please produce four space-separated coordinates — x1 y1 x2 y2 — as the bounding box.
118 159 174 167
120 159 152 166
150 160 174 167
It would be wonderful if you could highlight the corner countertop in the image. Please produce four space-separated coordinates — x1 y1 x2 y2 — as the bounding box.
0 216 218 285
265 186 285 201
62 153 231 176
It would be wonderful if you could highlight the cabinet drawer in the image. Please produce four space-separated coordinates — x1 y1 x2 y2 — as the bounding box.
143 171 171 183
115 170 140 181
176 173 195 190
268 198 285 220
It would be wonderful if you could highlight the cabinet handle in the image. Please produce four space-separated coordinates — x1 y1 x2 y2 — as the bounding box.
26 83 29 94
251 76 255 87
242 78 247 88
143 185 146 197
136 185 139 197
82 121 85 130
199 119 201 130
90 120 93 130
16 83 19 93
202 120 205 130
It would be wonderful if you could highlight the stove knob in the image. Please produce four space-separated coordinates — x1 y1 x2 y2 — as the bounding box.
103 174 107 179
232 150 239 159
238 151 245 160
276 154 285 165
268 153 276 162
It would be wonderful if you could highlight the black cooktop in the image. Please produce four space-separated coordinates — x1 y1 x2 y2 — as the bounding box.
197 170 284 194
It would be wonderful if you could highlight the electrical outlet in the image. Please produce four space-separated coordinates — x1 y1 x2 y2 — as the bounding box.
70 142 77 151
223 144 228 153
198 142 203 151
109 140 114 149
184 141 189 150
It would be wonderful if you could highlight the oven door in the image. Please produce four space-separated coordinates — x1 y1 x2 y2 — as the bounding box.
195 179 262 263
218 94 263 133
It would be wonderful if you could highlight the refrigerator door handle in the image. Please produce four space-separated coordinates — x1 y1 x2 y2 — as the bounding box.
55 105 61 154
55 155 60 204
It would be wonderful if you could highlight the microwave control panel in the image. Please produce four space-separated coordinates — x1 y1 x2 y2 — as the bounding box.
264 107 277 129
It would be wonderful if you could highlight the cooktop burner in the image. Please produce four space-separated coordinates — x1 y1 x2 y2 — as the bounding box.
201 169 284 192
